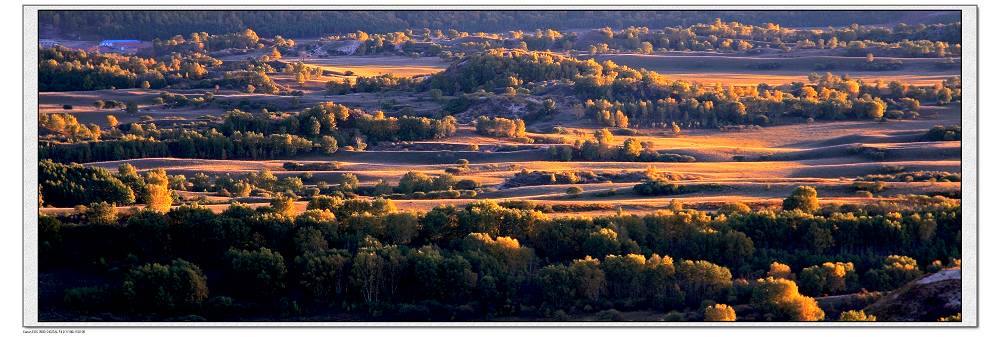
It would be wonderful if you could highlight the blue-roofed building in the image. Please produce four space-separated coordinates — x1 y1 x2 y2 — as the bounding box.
39 39 59 48
98 39 143 54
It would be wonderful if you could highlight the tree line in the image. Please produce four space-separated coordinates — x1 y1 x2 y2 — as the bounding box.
426 49 959 129
41 11 955 40
547 129 696 162
39 46 222 92
39 160 172 211
580 20 959 56
39 102 458 164
41 187 959 320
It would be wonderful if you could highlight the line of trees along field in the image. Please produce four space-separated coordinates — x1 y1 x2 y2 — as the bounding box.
576 21 960 55
38 59 958 165
425 49 956 128
37 19 962 93
40 11 958 40
319 52 953 131
41 189 958 321
38 45 293 92
38 18 961 92
311 20 959 58
39 102 458 163
38 158 485 211
38 34 960 134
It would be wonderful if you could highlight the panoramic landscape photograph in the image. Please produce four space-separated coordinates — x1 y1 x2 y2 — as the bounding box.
27 8 970 325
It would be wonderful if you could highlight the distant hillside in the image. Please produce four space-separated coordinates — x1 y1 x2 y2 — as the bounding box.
39 10 961 40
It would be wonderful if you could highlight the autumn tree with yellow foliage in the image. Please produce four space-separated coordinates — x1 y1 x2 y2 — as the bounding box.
751 277 825 321
704 303 737 321
142 169 172 213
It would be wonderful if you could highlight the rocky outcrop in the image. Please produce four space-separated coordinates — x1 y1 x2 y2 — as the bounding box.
864 268 962 321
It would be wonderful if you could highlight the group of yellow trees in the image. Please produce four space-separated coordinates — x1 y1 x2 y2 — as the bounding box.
39 45 222 91
474 116 527 138
39 161 172 212
702 261 844 322
39 113 102 142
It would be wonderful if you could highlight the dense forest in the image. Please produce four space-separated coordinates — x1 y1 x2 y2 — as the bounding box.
39 10 960 40
41 189 959 321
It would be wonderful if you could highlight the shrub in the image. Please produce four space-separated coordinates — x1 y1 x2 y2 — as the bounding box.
782 186 820 213
64 286 113 313
677 260 732 307
454 179 480 190
270 193 297 217
863 255 923 291
839 310 876 321
565 186 584 197
203 296 241 320
474 116 526 138
663 311 685 321
751 277 825 321
595 309 625 321
307 195 342 211
82 202 118 226
925 125 961 141
852 181 886 193
633 180 722 196
718 202 751 215
225 247 287 298
798 262 858 296
282 161 341 171
704 303 736 321
122 259 209 313
294 249 351 300
583 228 620 258
593 188 617 197
767 262 794 280
397 171 435 194
938 313 961 322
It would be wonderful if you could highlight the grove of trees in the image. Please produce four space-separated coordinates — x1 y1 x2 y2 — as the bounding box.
425 49 959 130
40 102 458 164
40 190 960 321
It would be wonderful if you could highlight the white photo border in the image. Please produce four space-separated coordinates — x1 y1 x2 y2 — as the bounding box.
21 4 978 328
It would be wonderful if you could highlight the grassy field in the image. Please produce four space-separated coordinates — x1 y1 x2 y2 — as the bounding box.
45 101 961 217
596 53 959 86
646 72 957 86
290 56 449 77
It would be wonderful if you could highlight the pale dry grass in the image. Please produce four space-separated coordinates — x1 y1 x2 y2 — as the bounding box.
291 56 448 77
597 53 960 87
660 73 956 87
